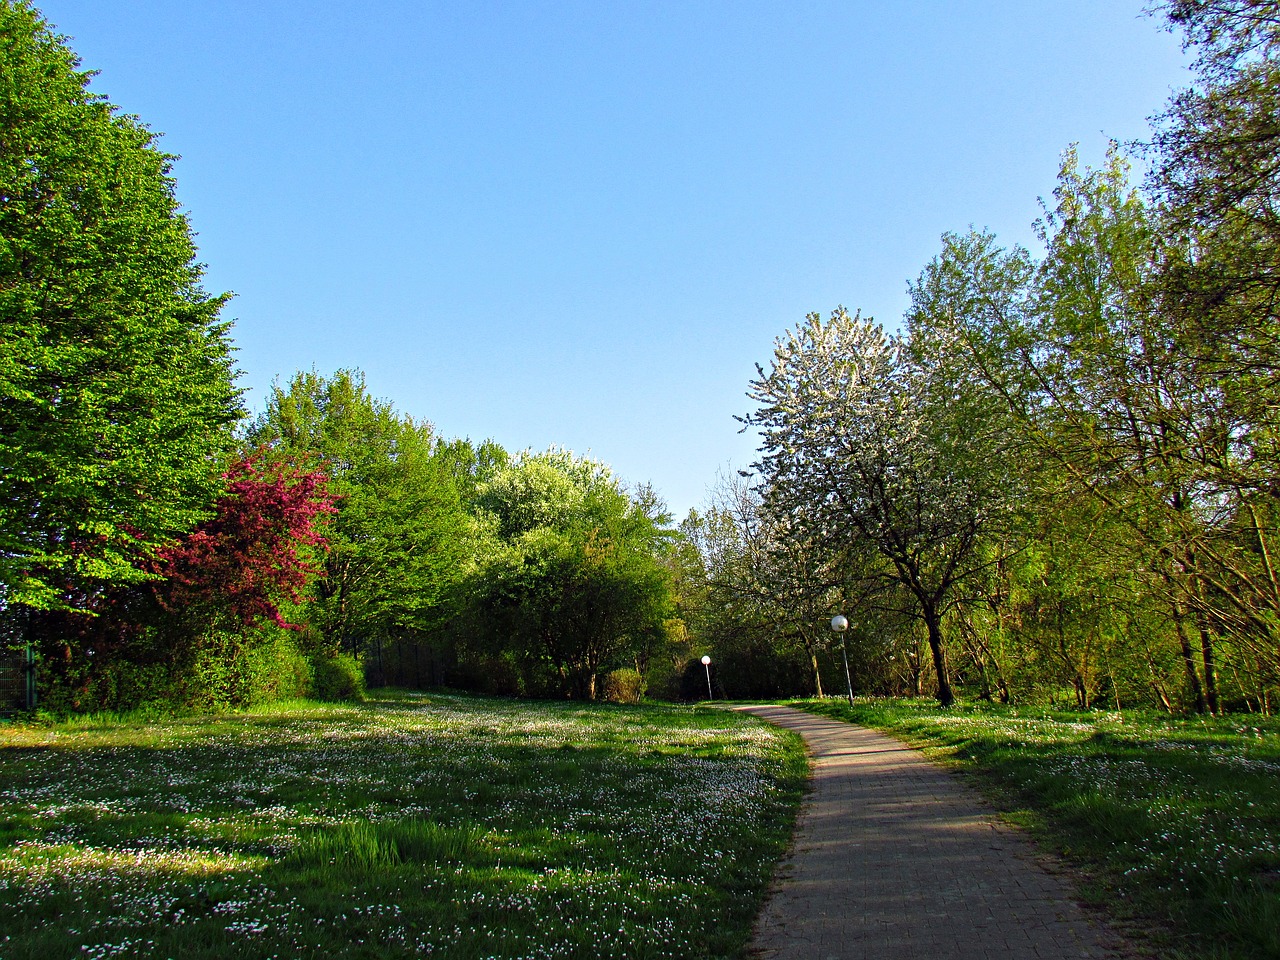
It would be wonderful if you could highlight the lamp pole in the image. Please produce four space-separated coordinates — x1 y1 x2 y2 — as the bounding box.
701 655 713 701
830 615 854 707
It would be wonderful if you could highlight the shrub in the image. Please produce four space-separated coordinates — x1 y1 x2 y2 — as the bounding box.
310 652 365 701
602 668 644 704
242 632 312 703
175 628 313 709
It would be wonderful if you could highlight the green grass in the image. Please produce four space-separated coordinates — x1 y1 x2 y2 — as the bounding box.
793 696 1280 960
0 690 807 959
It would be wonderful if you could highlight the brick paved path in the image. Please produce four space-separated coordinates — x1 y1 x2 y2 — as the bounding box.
736 705 1129 960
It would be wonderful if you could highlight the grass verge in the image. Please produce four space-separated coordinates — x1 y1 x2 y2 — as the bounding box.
0 691 806 959
793 697 1280 960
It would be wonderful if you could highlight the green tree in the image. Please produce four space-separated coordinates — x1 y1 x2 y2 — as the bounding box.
465 450 675 699
249 370 478 662
932 147 1280 711
1149 1 1280 702
0 2 242 610
691 473 841 698
1151 0 1280 371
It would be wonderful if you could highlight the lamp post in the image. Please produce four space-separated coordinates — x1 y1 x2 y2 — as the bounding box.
700 655 713 701
830 615 854 707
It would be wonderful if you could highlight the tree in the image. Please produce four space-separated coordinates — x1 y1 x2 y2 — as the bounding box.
22 452 337 711
154 453 337 631
1151 1 1280 323
464 450 676 699
248 370 479 659
933 147 1280 711
745 309 1015 705
693 473 840 698
1148 1 1280 702
0 2 242 611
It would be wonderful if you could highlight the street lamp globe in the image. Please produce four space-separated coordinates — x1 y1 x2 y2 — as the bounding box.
831 614 854 707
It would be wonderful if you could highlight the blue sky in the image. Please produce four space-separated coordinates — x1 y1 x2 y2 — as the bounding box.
38 1 1191 518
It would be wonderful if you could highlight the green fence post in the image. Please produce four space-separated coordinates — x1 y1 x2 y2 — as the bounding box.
25 642 36 711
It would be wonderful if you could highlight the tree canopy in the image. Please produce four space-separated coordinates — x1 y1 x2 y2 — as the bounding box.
0 1 241 611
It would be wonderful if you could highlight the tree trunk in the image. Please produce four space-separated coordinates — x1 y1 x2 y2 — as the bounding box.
907 646 923 697
1198 619 1219 714
1173 605 1208 713
1186 553 1220 714
922 603 955 707
1145 652 1175 712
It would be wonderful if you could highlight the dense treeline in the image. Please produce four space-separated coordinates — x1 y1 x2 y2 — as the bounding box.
5 1 1278 714
701 1 1280 713
0 3 689 712
9 364 690 711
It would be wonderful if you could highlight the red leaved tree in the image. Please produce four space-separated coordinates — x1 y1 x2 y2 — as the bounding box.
154 453 338 629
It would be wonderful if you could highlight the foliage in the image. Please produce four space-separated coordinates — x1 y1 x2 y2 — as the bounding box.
0 692 807 959
711 2 1280 712
601 667 644 703
743 308 1015 705
248 370 480 657
27 619 319 716
177 628 315 709
154 453 336 630
308 651 365 702
795 697 1280 960
461 450 677 699
21 453 336 714
0 1 242 611
930 145 1280 711
684 477 839 699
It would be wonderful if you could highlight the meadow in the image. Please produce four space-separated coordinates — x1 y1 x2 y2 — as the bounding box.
0 692 806 960
797 697 1280 960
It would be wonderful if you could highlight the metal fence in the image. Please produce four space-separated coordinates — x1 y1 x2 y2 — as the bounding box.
0 646 35 713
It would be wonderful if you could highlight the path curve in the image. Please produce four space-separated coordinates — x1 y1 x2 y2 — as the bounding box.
736 705 1130 960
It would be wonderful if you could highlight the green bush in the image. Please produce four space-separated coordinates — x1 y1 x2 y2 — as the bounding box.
602 667 644 704
243 632 313 703
309 652 366 702
36 624 317 715
83 657 175 712
178 628 313 709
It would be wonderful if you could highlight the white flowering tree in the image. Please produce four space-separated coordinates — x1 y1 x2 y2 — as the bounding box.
745 308 1013 706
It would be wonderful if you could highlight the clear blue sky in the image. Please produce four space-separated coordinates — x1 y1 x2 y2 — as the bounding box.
38 1 1191 519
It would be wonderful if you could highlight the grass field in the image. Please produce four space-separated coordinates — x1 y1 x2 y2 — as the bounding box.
796 697 1280 960
0 692 806 960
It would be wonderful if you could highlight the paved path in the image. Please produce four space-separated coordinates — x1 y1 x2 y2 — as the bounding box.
736 705 1128 960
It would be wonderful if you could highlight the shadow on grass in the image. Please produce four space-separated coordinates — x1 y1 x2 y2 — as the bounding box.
0 696 807 960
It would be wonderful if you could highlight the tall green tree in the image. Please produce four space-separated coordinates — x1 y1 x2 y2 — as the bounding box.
1150 1 1280 699
0 1 242 610
933 147 1280 710
249 370 477 657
